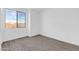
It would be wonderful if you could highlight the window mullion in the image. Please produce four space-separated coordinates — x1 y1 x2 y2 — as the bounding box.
16 11 18 28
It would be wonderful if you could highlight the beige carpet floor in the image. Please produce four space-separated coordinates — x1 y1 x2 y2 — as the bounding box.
2 35 79 51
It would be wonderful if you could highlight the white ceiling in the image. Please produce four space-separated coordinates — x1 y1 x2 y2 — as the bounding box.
30 8 47 12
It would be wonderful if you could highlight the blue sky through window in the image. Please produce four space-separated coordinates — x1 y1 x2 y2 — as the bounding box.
18 12 26 23
6 9 26 23
6 9 16 23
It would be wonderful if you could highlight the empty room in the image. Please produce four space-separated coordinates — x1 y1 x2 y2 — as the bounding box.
0 8 79 51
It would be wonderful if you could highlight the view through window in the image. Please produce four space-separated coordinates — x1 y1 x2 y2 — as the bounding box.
17 11 26 28
5 9 26 28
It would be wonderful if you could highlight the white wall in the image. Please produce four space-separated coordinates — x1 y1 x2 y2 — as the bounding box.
0 8 2 42
41 8 79 46
0 9 1 40
29 10 41 36
0 9 2 50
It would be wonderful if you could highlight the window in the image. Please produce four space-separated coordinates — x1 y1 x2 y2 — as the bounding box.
5 9 26 28
17 11 26 28
5 9 16 28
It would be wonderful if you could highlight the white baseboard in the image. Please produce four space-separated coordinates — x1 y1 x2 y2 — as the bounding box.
41 34 79 47
28 34 40 37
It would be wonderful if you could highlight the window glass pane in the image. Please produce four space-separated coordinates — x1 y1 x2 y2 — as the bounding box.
17 12 26 28
5 9 16 28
